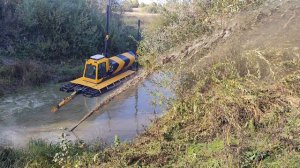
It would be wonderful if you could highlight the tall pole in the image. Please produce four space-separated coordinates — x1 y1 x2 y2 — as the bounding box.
137 20 141 42
136 19 141 71
104 0 110 57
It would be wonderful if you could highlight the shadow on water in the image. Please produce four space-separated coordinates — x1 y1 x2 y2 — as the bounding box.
0 73 172 147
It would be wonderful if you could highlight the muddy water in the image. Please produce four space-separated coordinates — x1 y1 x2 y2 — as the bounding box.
0 74 170 147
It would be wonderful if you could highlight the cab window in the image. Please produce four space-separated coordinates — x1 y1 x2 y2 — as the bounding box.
98 62 106 79
85 64 96 79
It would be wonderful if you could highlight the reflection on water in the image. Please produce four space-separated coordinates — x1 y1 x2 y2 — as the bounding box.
0 74 171 147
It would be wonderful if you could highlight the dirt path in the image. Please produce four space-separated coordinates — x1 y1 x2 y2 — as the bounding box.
124 8 159 17
123 8 160 28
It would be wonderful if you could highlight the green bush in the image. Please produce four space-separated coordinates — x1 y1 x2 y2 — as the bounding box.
0 0 137 61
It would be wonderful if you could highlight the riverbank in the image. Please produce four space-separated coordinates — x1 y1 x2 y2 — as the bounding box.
84 0 300 166
0 58 83 97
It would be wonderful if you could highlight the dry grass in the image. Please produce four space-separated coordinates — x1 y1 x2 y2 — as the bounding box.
123 8 161 30
91 0 300 167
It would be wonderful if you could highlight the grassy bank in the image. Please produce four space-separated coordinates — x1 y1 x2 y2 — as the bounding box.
0 59 83 97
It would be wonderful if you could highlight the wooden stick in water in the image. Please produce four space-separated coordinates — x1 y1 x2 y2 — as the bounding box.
51 91 78 113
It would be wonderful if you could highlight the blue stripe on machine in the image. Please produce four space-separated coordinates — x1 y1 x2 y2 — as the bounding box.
109 59 119 74
117 54 130 68
127 51 136 58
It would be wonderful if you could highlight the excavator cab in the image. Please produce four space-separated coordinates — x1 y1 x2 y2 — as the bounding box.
83 55 109 84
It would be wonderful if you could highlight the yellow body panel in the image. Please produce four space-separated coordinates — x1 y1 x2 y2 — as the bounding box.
122 52 135 69
71 70 135 90
71 77 98 88
93 70 135 90
109 56 125 74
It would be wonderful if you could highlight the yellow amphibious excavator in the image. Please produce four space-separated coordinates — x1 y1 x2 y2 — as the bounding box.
51 1 141 112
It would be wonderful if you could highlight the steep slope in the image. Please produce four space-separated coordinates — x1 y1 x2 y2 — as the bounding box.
95 0 300 167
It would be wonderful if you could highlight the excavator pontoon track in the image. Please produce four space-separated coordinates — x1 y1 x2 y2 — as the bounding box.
59 79 123 97
52 70 135 113
59 69 133 96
